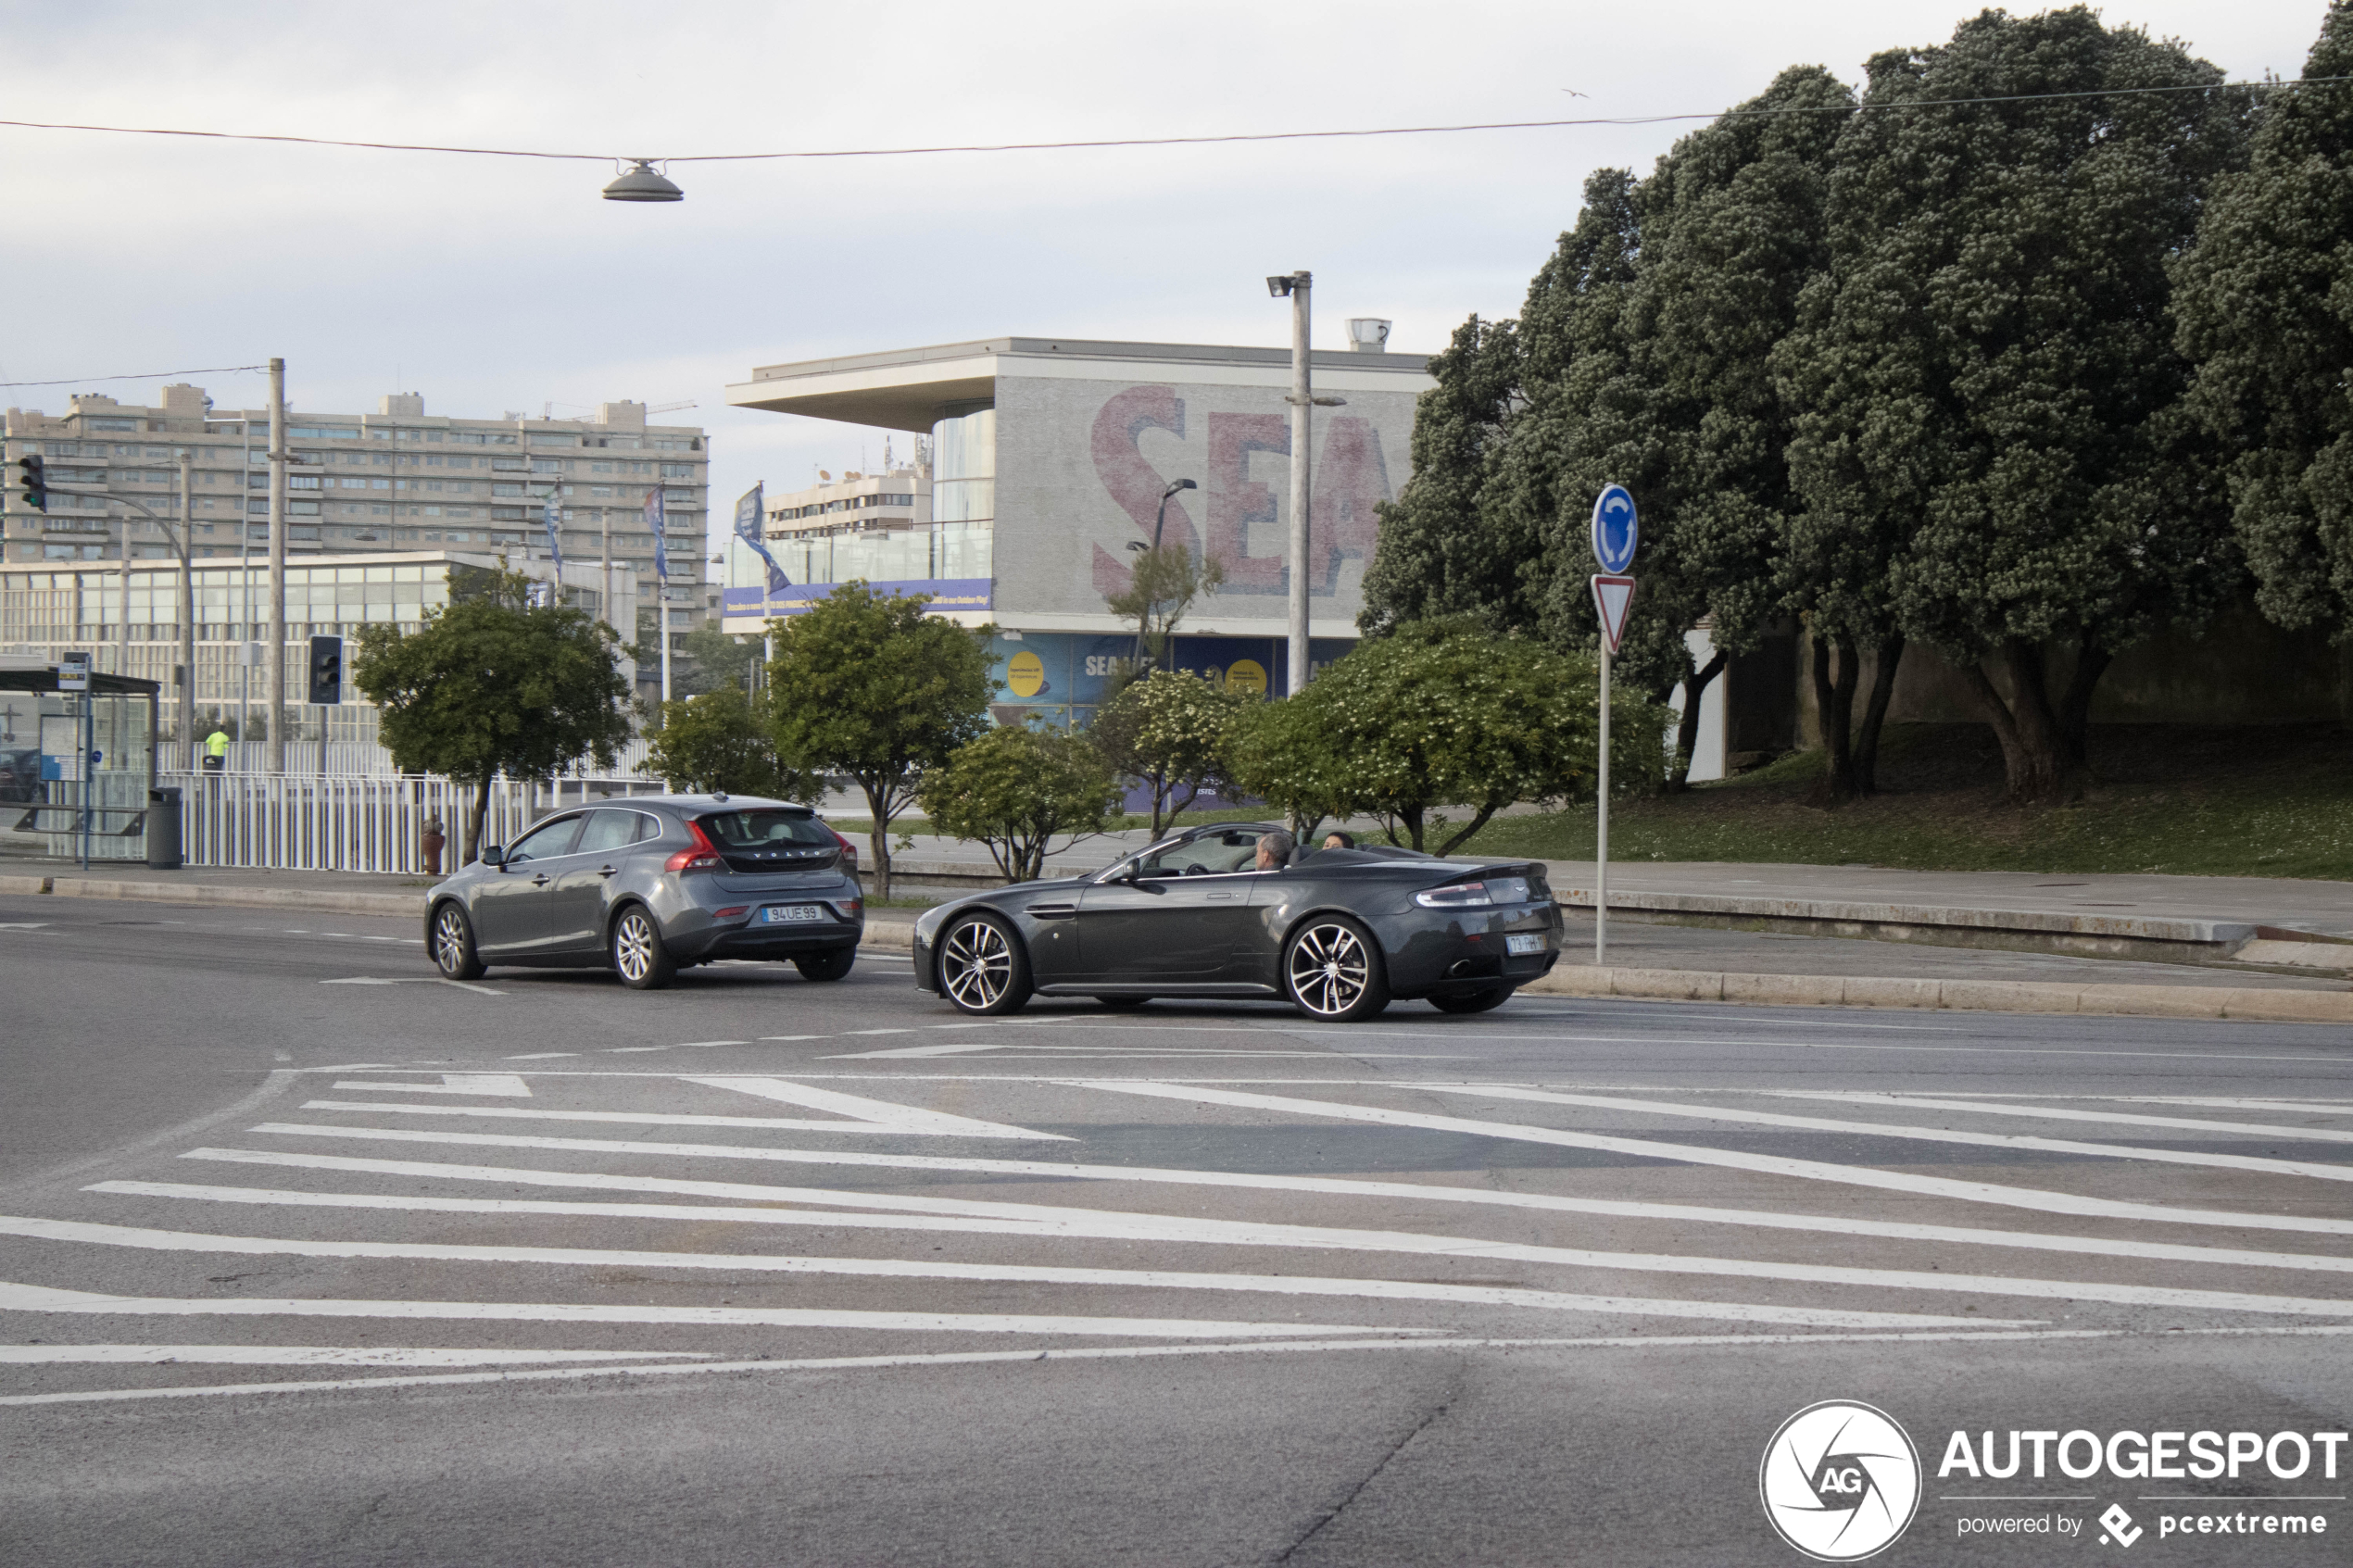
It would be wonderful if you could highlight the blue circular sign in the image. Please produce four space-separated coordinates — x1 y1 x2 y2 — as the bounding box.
1592 485 1638 573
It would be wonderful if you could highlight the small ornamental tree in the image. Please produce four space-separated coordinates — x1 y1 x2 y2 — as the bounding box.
1295 619 1613 855
764 583 992 897
1105 546 1226 679
1225 691 1362 846
1087 670 1247 836
352 564 633 862
646 686 812 800
917 723 1123 883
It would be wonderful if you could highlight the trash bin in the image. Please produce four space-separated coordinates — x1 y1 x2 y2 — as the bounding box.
146 786 182 870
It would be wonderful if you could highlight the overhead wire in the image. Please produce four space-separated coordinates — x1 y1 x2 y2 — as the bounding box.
0 75 2334 169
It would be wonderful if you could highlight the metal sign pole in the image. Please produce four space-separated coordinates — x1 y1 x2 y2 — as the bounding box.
1596 645 1610 965
80 692 93 871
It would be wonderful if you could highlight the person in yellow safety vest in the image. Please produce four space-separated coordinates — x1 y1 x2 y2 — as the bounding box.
202 728 230 771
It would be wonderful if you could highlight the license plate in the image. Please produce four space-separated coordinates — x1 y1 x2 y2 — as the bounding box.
1505 934 1545 956
759 904 826 924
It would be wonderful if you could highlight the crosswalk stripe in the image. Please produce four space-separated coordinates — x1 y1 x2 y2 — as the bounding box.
0 1345 701 1367
295 1099 1067 1140
1078 1082 2353 1236
0 1215 2008 1330
0 1279 1421 1340
1428 1085 2353 1182
1768 1091 2353 1142
235 1122 2353 1278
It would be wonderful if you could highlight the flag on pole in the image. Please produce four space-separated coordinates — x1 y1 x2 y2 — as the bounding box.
734 483 789 596
541 492 563 572
643 486 668 581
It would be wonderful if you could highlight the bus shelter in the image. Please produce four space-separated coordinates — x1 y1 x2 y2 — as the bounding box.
0 659 159 865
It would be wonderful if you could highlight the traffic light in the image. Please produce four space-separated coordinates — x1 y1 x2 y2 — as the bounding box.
14 454 46 512
307 634 344 706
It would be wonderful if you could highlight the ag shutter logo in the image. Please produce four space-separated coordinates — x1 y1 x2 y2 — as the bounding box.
1761 1400 1922 1562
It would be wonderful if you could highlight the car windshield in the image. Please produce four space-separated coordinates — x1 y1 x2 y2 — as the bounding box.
698 809 836 850
1135 829 1278 877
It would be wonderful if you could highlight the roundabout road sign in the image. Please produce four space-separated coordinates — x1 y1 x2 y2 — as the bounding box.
1592 485 1638 574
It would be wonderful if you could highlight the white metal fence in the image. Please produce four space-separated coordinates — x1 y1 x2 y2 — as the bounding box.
159 771 665 874
157 738 662 780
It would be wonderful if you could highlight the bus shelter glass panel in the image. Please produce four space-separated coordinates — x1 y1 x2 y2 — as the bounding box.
0 689 153 862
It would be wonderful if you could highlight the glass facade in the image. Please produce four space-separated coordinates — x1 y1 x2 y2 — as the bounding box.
930 402 995 525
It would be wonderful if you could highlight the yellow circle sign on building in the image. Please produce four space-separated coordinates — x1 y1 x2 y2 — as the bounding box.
1006 649 1047 697
1224 659 1268 696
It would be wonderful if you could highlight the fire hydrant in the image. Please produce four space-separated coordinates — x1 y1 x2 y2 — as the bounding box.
421 816 446 876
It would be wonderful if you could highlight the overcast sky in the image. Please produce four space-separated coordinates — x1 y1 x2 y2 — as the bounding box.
1 0 2330 526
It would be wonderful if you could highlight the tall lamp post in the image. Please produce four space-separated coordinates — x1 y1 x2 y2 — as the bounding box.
1266 271 1344 696
1123 476 1197 672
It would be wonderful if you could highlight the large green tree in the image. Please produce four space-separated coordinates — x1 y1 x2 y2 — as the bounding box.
2176 1 2353 642
1782 7 2251 804
764 583 992 897
1635 66 1857 794
353 566 634 861
917 723 1123 883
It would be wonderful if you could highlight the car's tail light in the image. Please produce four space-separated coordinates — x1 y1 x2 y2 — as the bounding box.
666 817 724 873
833 897 862 920
1415 876 1531 909
831 828 859 870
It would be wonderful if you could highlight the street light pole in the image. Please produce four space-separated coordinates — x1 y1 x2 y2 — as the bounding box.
177 450 195 750
1125 477 1198 673
1278 270 1312 696
266 357 287 772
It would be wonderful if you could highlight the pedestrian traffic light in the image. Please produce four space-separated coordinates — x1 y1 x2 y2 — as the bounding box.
307 634 343 706
14 454 46 512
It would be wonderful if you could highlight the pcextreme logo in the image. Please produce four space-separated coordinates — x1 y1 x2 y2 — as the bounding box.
1761 1400 1923 1562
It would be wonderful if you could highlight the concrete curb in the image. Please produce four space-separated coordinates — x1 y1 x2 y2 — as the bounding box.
19 877 428 920
1524 964 2353 1023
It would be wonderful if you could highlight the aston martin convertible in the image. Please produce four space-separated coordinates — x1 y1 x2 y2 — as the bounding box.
910 822 1563 1021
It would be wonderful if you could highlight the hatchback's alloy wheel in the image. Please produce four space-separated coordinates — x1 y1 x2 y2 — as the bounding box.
1285 918 1388 1021
937 915 1031 1014
431 902 485 981
610 906 676 990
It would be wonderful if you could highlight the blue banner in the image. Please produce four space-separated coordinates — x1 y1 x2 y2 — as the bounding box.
733 483 790 596
643 486 667 582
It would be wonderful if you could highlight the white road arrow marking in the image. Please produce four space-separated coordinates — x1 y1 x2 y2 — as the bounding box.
0 1344 701 1367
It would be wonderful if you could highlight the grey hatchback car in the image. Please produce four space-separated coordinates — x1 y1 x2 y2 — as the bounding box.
423 794 864 989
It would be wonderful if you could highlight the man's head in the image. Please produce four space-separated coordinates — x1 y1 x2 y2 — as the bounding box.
1253 830 1294 870
1323 831 1355 850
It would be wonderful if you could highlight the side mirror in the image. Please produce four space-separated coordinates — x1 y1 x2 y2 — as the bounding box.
478 846 506 868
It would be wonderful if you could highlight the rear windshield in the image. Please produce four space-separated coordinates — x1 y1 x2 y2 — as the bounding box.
698 809 836 850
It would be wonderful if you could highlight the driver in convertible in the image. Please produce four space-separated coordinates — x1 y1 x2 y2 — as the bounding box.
1252 829 1294 871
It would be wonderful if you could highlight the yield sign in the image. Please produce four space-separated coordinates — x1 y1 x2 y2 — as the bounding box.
1592 574 1637 654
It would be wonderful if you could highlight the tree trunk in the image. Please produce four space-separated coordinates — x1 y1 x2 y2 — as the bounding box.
1806 635 1860 806
862 777 894 900
464 775 492 864
1433 802 1501 857
1959 640 2084 805
1667 651 1729 793
1852 635 1906 796
2057 638 2112 781
1397 804 1426 852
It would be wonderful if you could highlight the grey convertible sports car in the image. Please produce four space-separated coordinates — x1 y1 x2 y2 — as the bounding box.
911 822 1563 1021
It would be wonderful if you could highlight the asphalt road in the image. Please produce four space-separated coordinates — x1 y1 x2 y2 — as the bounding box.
3 893 2349 1566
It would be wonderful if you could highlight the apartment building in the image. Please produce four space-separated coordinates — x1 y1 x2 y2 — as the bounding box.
1 383 711 628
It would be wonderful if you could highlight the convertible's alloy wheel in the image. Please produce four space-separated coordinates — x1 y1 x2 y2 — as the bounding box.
1286 919 1383 1020
938 916 1030 1014
431 903 484 980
